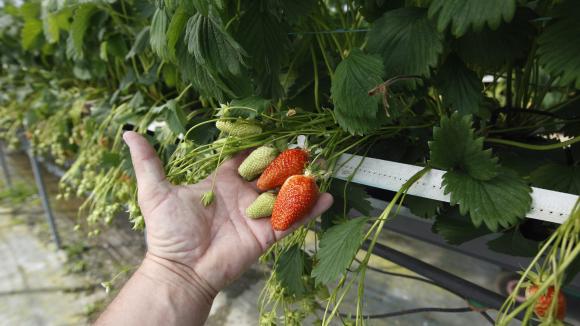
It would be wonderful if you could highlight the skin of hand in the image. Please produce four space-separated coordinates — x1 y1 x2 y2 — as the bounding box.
96 131 333 324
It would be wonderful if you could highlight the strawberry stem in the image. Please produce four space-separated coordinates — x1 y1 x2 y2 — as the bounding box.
201 137 229 206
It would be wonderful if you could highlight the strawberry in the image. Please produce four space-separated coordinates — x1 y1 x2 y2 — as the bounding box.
257 149 309 191
215 120 262 137
246 192 277 219
238 146 278 181
525 285 566 320
271 174 318 231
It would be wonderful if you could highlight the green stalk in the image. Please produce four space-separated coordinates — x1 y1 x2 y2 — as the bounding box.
520 43 537 109
311 47 321 112
322 274 354 326
485 137 580 151
506 66 513 109
323 167 430 325
488 118 580 134
497 205 579 324
498 244 580 324
316 33 336 78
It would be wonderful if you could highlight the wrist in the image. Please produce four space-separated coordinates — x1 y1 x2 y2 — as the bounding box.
140 253 218 307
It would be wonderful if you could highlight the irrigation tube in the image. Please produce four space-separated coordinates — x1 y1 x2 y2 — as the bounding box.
362 241 528 322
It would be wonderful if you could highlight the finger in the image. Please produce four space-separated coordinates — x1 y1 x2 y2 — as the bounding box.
248 179 261 192
274 192 334 240
123 131 169 193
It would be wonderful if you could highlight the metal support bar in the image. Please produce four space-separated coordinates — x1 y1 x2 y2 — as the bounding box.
363 241 527 322
0 142 12 188
27 151 61 249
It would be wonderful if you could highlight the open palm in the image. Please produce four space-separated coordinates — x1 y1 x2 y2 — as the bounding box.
123 131 333 294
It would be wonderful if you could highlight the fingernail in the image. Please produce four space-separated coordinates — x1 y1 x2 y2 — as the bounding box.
122 131 131 143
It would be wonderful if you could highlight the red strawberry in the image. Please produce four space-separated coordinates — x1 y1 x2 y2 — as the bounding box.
526 285 566 320
257 149 309 191
271 175 318 231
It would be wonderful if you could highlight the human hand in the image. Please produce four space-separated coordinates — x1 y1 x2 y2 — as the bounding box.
123 131 333 300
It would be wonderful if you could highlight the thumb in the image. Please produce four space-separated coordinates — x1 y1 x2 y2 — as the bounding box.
123 131 169 201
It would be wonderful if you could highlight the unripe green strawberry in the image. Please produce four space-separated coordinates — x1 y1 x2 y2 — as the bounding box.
216 120 262 137
246 192 277 219
238 146 278 181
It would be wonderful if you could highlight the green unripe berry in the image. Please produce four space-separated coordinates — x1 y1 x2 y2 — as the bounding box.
238 146 278 181
246 192 276 219
215 120 262 137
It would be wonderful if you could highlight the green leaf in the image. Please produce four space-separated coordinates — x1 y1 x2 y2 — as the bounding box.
20 2 43 50
125 27 150 60
278 0 316 21
276 245 307 296
368 8 443 78
164 100 186 135
443 169 532 231
162 63 178 87
186 117 218 145
356 0 405 22
405 195 441 219
237 6 289 99
331 180 372 216
312 217 369 285
163 0 179 12
106 34 128 59
20 2 40 21
150 8 169 60
184 13 245 76
322 180 372 230
73 63 92 80
70 4 98 59
331 49 384 135
99 41 108 60
101 151 122 169
487 230 539 257
333 108 386 136
191 0 221 16
43 13 60 43
537 1 580 88
432 207 491 245
428 0 516 37
435 55 483 116
530 164 580 195
229 96 271 119
166 5 189 62
21 18 43 50
175 43 231 100
133 2 156 19
429 113 499 180
454 8 535 69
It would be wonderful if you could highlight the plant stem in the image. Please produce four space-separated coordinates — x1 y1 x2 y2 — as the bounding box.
354 167 430 325
311 47 321 112
485 137 580 151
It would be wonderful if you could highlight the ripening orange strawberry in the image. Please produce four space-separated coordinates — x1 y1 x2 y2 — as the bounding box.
257 149 308 191
525 285 566 320
271 174 318 231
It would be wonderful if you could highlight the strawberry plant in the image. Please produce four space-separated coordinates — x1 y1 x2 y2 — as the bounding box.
1 0 579 323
